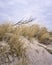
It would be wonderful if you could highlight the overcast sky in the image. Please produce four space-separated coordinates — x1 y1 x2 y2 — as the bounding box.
0 0 52 30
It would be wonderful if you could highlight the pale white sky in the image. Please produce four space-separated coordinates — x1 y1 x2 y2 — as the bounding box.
0 0 52 30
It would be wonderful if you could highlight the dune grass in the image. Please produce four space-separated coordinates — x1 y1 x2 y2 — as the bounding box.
0 22 52 56
0 21 52 65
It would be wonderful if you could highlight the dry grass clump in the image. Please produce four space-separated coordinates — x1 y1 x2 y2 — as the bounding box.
0 22 51 44
49 32 52 42
12 25 26 35
37 27 51 44
0 22 51 56
7 34 24 56
0 23 26 57
0 23 28 65
38 33 50 44
28 24 40 38
0 23 11 40
14 24 40 39
38 27 48 36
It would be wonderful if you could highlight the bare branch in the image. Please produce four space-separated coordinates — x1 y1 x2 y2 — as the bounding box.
14 18 35 26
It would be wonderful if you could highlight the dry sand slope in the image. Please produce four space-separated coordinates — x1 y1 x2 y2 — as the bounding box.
0 36 52 65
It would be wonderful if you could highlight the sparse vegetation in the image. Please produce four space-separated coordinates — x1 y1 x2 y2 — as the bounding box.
0 21 52 48
0 20 52 65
